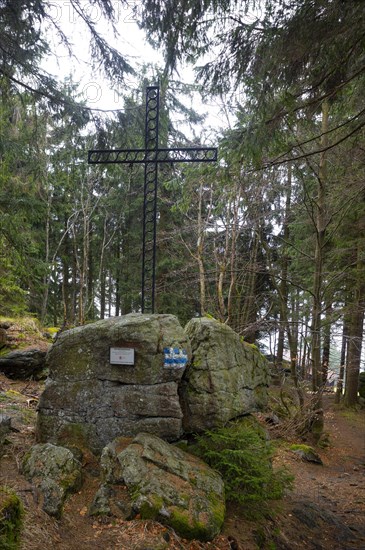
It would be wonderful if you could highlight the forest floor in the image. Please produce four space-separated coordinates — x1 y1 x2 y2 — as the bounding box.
0 373 364 550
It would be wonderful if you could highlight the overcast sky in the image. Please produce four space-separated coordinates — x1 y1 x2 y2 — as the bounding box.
41 1 234 137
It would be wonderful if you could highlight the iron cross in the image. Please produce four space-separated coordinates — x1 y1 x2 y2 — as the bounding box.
88 86 217 314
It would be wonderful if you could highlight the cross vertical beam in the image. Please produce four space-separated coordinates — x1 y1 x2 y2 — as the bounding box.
142 87 159 313
88 85 217 314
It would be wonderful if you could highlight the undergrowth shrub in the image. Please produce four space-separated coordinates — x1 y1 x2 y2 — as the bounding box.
0 486 23 549
191 417 293 515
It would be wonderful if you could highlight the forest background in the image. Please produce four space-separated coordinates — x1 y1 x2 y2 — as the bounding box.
0 0 364 408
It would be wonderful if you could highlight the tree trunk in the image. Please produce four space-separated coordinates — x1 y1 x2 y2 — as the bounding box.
277 165 292 368
241 231 260 342
321 300 332 387
100 268 106 319
40 190 52 324
344 230 365 406
197 179 208 316
345 303 364 406
311 98 329 396
227 183 240 329
335 317 349 403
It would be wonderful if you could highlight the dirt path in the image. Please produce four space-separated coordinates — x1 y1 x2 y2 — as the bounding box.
269 395 365 549
1 377 364 550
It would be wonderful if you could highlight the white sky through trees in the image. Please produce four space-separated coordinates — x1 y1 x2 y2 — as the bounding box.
41 1 234 133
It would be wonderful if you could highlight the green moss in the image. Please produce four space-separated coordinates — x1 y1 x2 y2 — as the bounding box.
0 487 23 549
138 495 164 520
45 327 60 336
4 390 22 399
174 441 189 452
246 342 259 351
207 491 225 532
170 509 209 541
204 313 218 321
289 444 315 453
59 470 82 492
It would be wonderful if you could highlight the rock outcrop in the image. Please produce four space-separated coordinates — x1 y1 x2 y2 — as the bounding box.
0 349 48 380
99 432 225 541
36 314 191 454
22 443 82 518
180 317 270 432
36 314 270 454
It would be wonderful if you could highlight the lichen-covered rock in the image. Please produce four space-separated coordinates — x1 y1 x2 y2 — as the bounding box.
21 443 82 518
100 432 225 541
88 483 133 519
180 317 270 432
0 486 23 548
36 314 191 454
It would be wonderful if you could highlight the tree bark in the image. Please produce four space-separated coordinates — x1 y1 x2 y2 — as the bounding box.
344 229 365 406
321 300 332 387
311 98 329 396
335 317 349 403
276 165 292 368
241 231 260 343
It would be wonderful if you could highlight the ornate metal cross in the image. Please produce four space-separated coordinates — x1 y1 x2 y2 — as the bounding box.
88 86 217 313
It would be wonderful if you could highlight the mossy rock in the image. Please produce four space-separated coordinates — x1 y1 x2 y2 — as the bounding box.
181 317 270 433
101 432 225 541
290 444 323 464
0 486 23 549
22 443 83 518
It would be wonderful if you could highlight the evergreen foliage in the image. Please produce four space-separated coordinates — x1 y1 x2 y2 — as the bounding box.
191 418 293 514
0 0 363 405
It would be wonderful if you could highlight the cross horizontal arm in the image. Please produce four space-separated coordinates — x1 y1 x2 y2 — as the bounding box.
88 147 217 164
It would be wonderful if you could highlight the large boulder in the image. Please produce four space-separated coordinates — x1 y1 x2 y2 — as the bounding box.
36 314 191 454
22 443 82 518
180 317 270 432
0 349 48 380
100 432 225 541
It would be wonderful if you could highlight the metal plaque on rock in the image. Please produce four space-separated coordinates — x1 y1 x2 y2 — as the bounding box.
110 347 135 366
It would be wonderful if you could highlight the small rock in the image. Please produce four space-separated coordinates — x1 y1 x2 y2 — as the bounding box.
0 414 11 433
21 443 82 518
265 413 280 425
291 446 323 465
89 484 113 517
